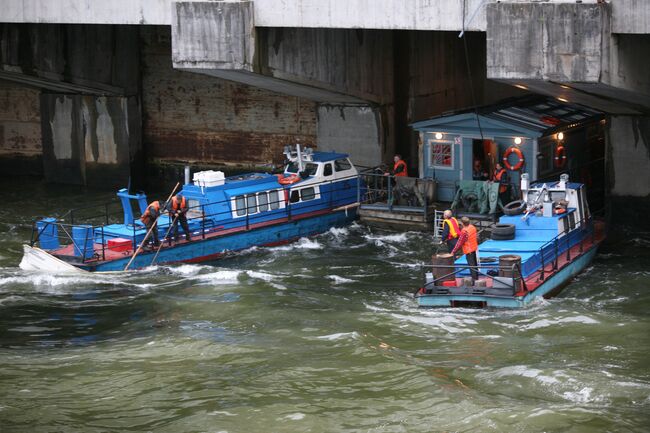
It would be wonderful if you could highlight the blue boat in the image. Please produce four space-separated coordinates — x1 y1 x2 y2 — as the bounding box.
416 173 605 308
20 146 364 272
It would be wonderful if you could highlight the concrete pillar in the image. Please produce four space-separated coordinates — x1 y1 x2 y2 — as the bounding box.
41 94 141 188
317 105 388 168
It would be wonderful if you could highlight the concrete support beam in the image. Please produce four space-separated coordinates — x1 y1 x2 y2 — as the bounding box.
486 2 650 114
172 1 392 104
612 0 650 34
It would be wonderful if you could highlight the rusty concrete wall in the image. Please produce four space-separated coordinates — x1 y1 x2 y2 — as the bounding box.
0 82 41 156
142 26 317 169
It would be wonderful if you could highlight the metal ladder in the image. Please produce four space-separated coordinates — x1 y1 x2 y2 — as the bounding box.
432 210 445 239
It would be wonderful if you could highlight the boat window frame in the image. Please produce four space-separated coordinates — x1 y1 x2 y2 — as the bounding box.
246 194 258 215
258 192 269 212
235 196 246 216
269 190 281 210
301 187 316 201
334 158 352 172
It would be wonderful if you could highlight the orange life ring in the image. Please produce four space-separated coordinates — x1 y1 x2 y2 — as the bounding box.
502 146 525 171
554 145 567 168
278 174 300 185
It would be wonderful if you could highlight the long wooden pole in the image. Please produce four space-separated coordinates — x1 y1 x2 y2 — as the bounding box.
124 182 180 271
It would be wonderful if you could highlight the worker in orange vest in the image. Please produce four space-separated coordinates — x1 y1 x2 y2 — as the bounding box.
451 216 479 280
440 209 460 252
140 200 161 247
491 162 510 206
384 154 408 177
167 193 191 242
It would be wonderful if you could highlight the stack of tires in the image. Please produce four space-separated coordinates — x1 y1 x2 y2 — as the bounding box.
491 223 515 241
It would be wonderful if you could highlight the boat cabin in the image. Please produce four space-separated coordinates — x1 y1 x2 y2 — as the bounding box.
411 96 605 210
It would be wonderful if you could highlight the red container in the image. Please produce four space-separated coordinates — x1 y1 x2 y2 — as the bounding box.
107 237 132 252
442 280 458 287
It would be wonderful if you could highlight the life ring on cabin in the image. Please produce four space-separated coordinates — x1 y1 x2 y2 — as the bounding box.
502 146 525 171
278 174 300 185
554 145 567 168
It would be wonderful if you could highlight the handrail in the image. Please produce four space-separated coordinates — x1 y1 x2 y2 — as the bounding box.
417 210 602 294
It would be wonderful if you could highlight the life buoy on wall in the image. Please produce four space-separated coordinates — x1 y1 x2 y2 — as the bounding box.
554 145 567 168
278 174 301 185
502 146 525 171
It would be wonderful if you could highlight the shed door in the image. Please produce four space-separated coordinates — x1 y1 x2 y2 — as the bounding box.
425 135 461 202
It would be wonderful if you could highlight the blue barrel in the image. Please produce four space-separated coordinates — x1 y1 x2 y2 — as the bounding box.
72 225 94 259
36 218 59 250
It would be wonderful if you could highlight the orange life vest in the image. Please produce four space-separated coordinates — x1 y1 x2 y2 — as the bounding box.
494 168 508 194
171 196 187 211
443 217 460 240
462 224 478 255
393 160 408 177
140 201 160 223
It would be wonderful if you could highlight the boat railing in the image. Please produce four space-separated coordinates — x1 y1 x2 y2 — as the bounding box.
28 173 373 264
417 210 603 297
418 262 526 296
358 171 436 215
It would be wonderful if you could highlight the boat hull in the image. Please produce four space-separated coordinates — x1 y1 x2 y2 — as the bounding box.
24 208 357 272
417 242 599 309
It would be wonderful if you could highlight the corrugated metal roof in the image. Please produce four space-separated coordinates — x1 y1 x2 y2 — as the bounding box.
411 96 603 136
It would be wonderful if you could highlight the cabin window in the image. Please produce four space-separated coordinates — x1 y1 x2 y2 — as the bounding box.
334 158 352 172
269 190 280 210
258 192 269 212
286 162 318 176
301 187 316 201
235 196 246 216
290 190 300 203
246 194 257 214
324 163 333 176
430 140 453 168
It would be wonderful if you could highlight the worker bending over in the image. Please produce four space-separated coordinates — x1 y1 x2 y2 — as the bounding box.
451 217 479 281
167 193 191 242
140 200 161 247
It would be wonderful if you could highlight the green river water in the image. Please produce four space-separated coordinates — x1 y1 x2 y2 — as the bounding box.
0 178 649 432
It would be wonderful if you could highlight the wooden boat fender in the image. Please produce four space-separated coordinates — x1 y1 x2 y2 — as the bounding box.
503 146 525 171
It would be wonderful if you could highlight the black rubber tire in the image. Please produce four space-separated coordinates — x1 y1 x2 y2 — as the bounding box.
492 223 515 237
491 232 515 241
503 199 526 216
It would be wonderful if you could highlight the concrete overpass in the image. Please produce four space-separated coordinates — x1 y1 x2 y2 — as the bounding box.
0 0 649 216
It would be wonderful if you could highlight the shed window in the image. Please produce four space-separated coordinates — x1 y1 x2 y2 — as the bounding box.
430 141 453 168
258 192 269 212
269 190 280 209
301 187 316 201
235 196 246 216
334 158 352 172
246 194 257 214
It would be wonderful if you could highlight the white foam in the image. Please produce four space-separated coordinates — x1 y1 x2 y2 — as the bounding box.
282 413 305 421
166 264 211 276
328 226 349 238
271 237 322 251
314 331 359 341
246 270 277 282
196 270 242 284
523 315 599 330
391 313 477 334
364 233 409 243
562 387 598 403
327 275 354 284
